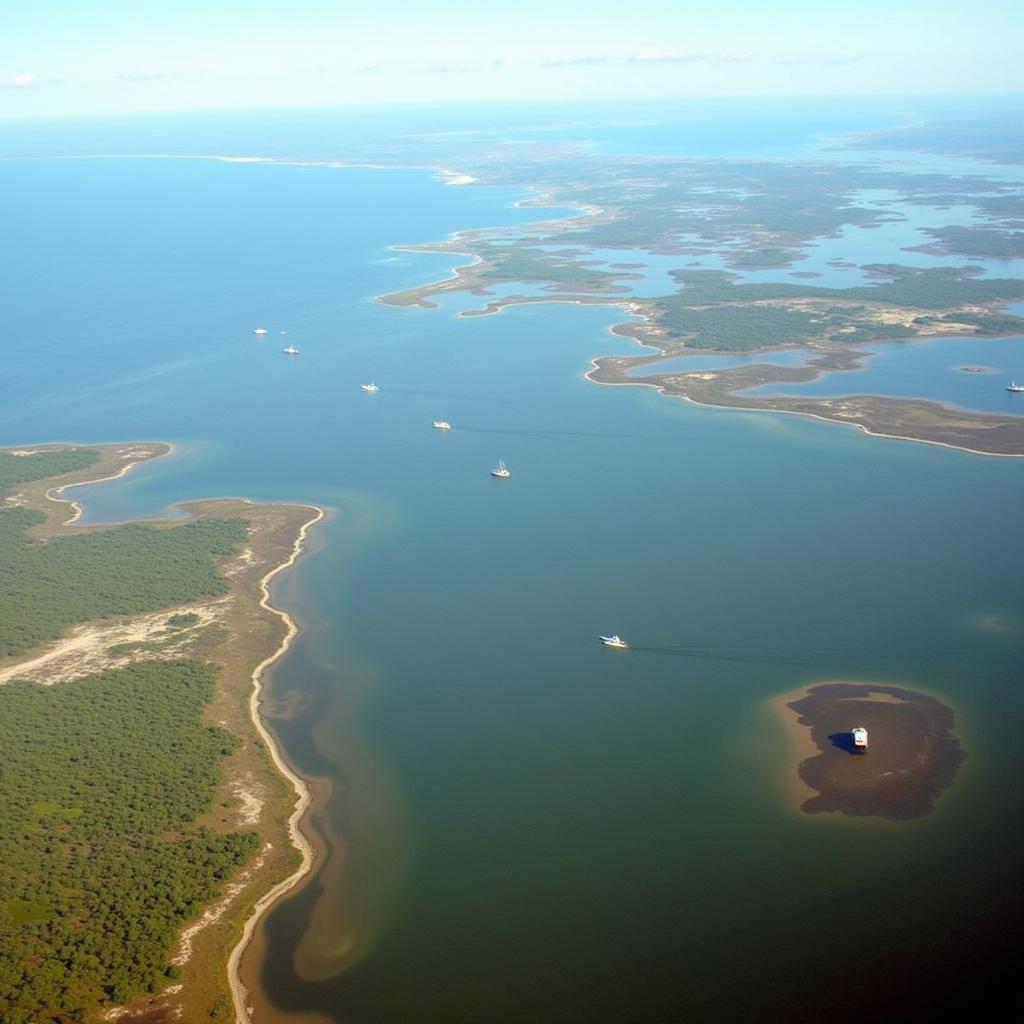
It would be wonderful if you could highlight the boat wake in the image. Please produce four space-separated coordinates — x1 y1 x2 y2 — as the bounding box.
628 643 998 670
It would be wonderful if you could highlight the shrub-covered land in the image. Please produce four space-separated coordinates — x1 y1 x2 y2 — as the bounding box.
0 448 264 1022
649 267 1024 350
0 661 257 1024
477 245 625 289
0 448 99 493
0 509 246 657
919 225 1024 260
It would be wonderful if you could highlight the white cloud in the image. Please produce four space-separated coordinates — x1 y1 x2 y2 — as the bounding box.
10 71 36 87
629 49 750 64
631 47 677 63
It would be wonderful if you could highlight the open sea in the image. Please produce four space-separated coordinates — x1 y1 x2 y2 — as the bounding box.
1 100 1022 1022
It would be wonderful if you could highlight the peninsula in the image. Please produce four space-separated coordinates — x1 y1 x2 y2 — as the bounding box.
0 444 321 1024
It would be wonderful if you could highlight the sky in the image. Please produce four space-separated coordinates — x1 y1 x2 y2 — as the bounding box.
2 0 1023 119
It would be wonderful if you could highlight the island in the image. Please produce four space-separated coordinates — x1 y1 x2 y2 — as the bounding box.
772 682 966 821
0 444 320 1024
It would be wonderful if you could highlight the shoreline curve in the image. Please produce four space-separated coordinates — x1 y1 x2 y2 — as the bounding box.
227 501 325 1024
43 442 175 524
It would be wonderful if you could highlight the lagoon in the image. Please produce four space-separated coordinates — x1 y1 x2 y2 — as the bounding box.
747 334 1024 414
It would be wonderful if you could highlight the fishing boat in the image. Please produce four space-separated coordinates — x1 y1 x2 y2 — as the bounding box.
599 634 629 649
433 420 451 430
361 382 379 393
282 344 299 355
852 726 869 753
253 327 268 336
491 460 510 479
1007 380 1024 393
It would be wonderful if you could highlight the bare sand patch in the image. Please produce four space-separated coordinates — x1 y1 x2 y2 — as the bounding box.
0 600 227 687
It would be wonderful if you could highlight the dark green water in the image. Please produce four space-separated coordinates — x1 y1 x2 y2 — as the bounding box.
1 112 1022 1021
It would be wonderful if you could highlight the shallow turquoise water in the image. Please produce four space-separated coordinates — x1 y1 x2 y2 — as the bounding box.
1 107 1023 1022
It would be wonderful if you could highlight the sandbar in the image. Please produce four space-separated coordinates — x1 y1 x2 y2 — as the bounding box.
771 681 966 821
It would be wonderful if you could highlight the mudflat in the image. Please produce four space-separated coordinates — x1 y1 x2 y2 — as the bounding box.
783 682 966 821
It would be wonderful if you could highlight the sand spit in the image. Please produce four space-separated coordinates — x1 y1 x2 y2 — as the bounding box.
227 504 324 1024
586 354 1024 459
44 442 171 524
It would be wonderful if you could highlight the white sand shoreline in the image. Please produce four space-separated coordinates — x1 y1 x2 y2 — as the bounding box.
584 357 1024 459
227 502 324 1024
42 442 175 524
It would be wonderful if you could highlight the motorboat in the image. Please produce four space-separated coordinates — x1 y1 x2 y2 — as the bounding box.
433 420 452 430
253 327 268 336
283 344 299 355
361 382 380 393
599 634 629 649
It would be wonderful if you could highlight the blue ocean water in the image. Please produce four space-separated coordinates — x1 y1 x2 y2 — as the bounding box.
1 103 1022 1022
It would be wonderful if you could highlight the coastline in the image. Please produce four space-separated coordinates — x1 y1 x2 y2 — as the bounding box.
585 357 1024 458
42 441 174 524
1 442 330 1022
227 502 324 1024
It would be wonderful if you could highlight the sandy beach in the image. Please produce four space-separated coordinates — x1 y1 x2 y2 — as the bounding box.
43 442 173 524
227 502 324 1024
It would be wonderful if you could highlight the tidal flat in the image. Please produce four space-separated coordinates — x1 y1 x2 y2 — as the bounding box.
773 682 966 821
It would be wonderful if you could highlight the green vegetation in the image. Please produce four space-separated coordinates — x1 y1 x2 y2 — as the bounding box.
0 510 246 656
647 267 1024 350
477 245 623 289
920 225 1024 260
0 448 99 493
0 448 265 1021
915 311 1024 334
166 612 202 630
729 246 804 268
665 265 1024 310
653 303 824 351
0 661 257 1023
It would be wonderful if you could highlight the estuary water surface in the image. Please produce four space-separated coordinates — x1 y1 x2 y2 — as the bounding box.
2 106 1023 1022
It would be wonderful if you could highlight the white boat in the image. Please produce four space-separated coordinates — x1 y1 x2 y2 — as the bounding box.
599 634 629 649
253 327 268 336
361 382 379 393
852 726 869 753
283 344 299 355
1007 380 1024 393
491 460 510 479
433 420 451 430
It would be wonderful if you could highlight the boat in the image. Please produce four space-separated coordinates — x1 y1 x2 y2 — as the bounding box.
1007 380 1024 393
491 460 511 479
283 344 299 355
361 382 379 393
599 634 629 649
852 726 869 753
253 327 268 336
433 420 451 430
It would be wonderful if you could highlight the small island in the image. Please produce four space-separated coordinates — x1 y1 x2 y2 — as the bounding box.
772 682 966 821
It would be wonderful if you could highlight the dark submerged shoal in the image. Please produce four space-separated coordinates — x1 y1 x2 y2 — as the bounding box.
789 683 966 821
